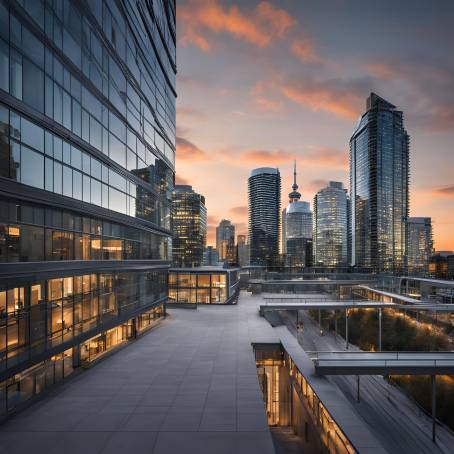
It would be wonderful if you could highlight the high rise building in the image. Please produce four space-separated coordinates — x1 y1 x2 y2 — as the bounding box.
248 167 281 267
237 234 249 267
350 93 409 273
172 185 207 267
0 0 176 416
314 182 349 268
408 217 433 276
216 219 236 264
429 251 454 280
282 163 312 269
203 246 219 266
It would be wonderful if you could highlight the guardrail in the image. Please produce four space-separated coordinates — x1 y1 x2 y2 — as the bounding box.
306 351 454 368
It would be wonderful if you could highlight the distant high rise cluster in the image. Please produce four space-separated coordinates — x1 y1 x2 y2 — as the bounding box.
246 93 435 275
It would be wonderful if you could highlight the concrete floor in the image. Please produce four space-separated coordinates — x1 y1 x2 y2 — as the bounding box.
0 294 279 454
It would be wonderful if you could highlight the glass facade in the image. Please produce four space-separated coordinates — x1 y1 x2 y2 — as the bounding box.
254 345 355 454
314 182 349 267
0 0 175 417
168 269 240 305
171 185 207 267
0 304 164 415
216 219 236 264
248 168 281 268
407 217 432 276
350 93 409 273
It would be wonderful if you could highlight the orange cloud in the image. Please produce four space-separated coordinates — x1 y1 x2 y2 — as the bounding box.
239 149 293 165
291 39 321 64
177 107 207 120
433 185 454 197
254 96 283 112
365 62 396 80
234 147 347 169
178 0 295 51
302 147 348 170
176 137 209 161
281 83 361 119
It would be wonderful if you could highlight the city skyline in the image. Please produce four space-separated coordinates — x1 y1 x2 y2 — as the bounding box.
176 0 454 249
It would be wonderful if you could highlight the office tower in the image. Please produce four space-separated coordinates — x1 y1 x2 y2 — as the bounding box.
314 182 349 268
350 93 409 273
237 234 249 267
172 185 207 267
283 163 312 269
248 167 281 267
203 246 219 266
0 0 175 415
429 251 454 279
216 219 236 264
408 217 433 276
281 208 287 254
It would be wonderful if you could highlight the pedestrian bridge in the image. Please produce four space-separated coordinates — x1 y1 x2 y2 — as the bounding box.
309 351 454 375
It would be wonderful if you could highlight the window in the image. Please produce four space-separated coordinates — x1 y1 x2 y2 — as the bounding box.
54 161 62 194
197 275 210 288
109 188 126 214
30 284 42 305
23 59 44 112
9 49 22 99
20 225 44 261
21 118 44 152
21 146 44 189
45 157 53 191
0 38 9 92
109 133 125 167
91 179 101 206
73 170 82 199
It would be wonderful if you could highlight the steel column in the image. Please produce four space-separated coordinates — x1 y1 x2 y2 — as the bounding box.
357 375 360 403
378 308 382 352
345 309 349 350
432 375 437 443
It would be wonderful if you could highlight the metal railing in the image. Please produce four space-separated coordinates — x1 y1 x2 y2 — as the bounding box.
306 350 454 368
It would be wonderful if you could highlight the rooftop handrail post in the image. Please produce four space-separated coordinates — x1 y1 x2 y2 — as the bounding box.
378 307 382 352
345 308 349 350
432 375 437 443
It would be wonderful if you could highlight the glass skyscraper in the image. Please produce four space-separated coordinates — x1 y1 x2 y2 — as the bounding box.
314 182 349 268
0 0 175 416
282 163 312 269
350 93 409 273
216 219 235 264
408 217 433 276
248 167 281 268
171 185 207 267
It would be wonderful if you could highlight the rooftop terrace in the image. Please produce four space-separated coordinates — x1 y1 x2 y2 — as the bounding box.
0 292 384 454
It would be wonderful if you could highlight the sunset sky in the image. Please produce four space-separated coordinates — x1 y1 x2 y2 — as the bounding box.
175 0 454 249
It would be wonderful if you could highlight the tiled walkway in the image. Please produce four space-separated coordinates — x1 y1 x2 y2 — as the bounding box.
0 293 278 454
